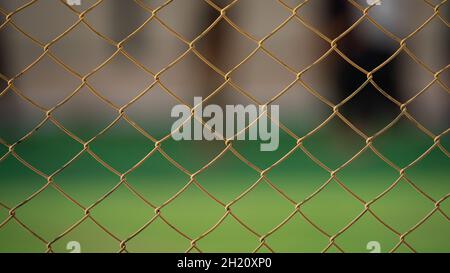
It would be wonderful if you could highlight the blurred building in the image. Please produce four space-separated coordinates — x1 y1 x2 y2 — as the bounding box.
0 0 447 141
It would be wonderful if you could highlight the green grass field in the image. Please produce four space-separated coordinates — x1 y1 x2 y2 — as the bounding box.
0 121 449 253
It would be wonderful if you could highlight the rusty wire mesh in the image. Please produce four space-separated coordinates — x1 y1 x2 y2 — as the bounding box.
0 0 449 253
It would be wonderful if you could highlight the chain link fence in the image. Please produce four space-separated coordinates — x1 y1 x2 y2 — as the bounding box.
0 0 449 253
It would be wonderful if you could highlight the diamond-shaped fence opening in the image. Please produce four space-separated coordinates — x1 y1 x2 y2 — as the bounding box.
0 0 448 253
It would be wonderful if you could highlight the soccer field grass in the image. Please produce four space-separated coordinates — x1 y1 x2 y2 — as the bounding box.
1 178 449 253
0 125 449 253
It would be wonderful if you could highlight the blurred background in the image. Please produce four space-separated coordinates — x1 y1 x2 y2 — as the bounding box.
0 0 449 253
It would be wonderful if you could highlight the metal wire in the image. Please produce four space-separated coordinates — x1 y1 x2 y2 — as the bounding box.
0 0 449 253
